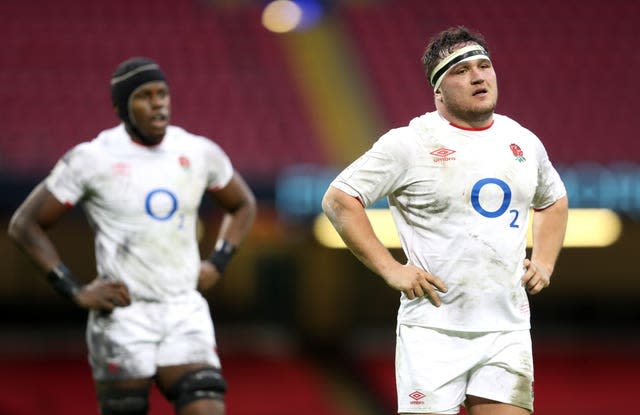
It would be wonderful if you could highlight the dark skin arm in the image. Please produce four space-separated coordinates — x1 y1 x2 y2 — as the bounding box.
197 171 257 292
8 182 131 311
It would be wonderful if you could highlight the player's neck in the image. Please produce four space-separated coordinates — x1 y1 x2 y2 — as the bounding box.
125 125 164 147
130 135 164 147
437 110 494 131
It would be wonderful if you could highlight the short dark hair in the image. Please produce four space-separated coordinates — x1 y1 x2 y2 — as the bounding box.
421 26 490 86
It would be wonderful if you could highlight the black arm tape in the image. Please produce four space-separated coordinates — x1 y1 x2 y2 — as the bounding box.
45 263 82 301
208 239 236 274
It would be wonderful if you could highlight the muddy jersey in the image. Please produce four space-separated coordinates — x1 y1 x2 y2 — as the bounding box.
331 111 566 331
46 124 233 301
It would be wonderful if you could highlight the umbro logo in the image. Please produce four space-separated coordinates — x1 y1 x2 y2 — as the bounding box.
409 390 426 405
430 147 455 157
409 391 425 400
112 162 130 175
430 147 456 163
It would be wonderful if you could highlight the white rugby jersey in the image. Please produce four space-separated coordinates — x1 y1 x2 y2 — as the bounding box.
331 111 566 331
46 124 233 301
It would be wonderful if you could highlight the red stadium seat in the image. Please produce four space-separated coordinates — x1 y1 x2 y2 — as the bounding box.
0 0 324 179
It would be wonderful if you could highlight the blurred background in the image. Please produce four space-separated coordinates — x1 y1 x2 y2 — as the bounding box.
1 0 638 414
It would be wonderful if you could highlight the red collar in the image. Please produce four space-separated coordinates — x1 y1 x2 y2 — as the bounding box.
449 119 494 131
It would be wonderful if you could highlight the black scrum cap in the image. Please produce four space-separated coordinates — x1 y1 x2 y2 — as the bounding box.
110 57 167 124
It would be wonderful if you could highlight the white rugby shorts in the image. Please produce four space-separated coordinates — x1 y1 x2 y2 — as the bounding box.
86 291 221 381
396 324 534 414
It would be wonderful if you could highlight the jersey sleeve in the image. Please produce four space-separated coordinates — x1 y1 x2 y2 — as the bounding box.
203 139 234 191
531 138 567 209
330 129 410 207
45 143 92 205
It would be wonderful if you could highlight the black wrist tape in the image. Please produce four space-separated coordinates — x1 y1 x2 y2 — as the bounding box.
208 240 236 274
46 264 82 301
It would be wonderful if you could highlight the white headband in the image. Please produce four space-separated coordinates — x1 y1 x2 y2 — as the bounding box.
430 44 490 91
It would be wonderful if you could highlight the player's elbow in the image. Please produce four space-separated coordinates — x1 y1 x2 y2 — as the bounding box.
240 189 257 213
322 186 359 222
7 210 29 246
243 192 258 222
321 187 338 217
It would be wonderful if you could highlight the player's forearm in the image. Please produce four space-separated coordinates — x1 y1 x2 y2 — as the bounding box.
322 187 400 278
8 183 72 273
216 198 257 247
8 205 62 273
531 195 568 275
9 220 67 278
210 172 257 248
206 198 256 275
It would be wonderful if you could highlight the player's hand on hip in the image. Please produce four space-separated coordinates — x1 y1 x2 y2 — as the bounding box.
521 258 551 295
386 264 448 306
74 279 131 311
197 260 222 293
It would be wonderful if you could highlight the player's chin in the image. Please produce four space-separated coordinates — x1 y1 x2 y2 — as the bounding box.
145 126 167 142
469 103 495 119
473 98 496 111
146 118 168 134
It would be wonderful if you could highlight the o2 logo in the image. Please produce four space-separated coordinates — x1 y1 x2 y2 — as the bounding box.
471 178 520 228
145 188 178 221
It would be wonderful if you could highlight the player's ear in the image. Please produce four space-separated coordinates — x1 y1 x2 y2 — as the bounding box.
113 105 119 116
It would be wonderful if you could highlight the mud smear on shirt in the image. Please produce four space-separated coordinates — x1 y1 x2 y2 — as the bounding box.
116 237 133 259
468 233 510 282
397 182 450 219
